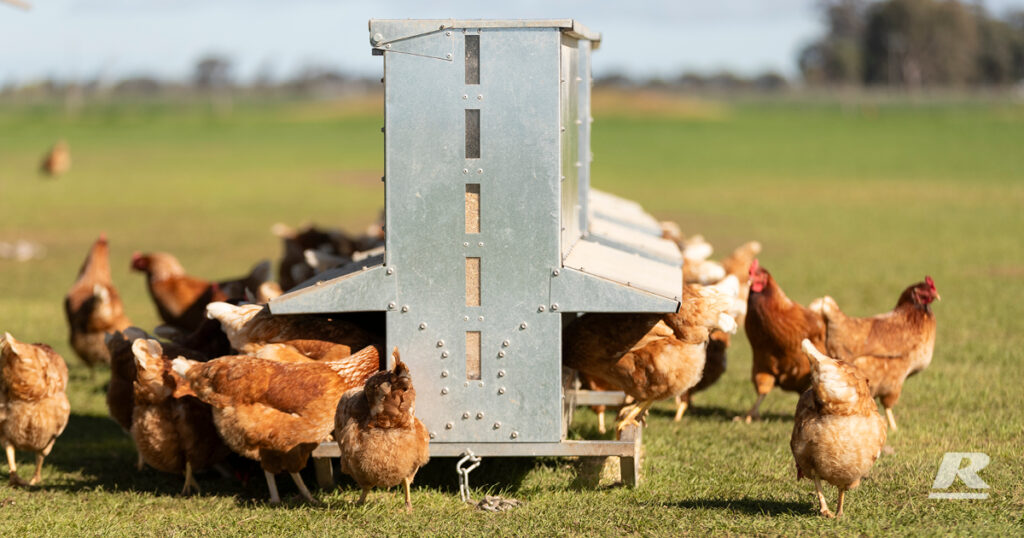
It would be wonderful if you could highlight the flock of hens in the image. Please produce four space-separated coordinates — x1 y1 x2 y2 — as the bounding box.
0 215 938 518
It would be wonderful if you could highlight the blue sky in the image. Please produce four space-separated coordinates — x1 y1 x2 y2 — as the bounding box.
3 0 1024 84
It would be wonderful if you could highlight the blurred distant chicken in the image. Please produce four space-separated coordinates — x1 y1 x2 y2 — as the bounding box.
564 281 738 434
131 252 270 333
131 339 230 494
171 345 381 503
205 302 381 361
791 339 886 518
0 333 70 486
741 259 826 423
40 140 70 177
65 235 132 370
810 277 939 430
335 351 429 511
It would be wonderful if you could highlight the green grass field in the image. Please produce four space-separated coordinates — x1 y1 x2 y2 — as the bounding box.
0 93 1022 535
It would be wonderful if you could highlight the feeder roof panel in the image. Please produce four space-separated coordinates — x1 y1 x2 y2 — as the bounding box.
562 239 682 303
588 189 663 236
369 19 601 47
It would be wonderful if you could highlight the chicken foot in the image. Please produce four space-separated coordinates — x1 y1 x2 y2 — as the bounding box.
885 408 898 431
181 462 201 496
813 477 835 518
616 400 653 435
736 393 767 424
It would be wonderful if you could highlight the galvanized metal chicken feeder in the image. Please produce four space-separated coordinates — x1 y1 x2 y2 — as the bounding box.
270 19 682 488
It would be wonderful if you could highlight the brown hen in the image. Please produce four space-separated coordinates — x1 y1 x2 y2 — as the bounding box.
0 333 70 486
811 277 939 430
170 345 381 503
131 339 230 494
65 235 133 370
791 339 887 518
741 259 826 422
335 351 430 511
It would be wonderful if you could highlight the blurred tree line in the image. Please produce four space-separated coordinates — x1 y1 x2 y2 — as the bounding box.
800 0 1024 87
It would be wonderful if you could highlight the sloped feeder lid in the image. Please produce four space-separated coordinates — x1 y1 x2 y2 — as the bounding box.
269 253 393 315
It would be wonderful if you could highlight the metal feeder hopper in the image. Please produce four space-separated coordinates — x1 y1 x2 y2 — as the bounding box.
270 19 683 487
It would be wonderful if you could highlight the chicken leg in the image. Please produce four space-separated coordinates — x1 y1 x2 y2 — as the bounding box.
836 487 847 518
885 408 898 431
814 477 835 518
265 470 281 504
289 472 319 504
356 488 370 505
736 393 767 423
5 443 27 487
29 437 57 486
596 409 607 435
403 476 413 513
673 394 690 422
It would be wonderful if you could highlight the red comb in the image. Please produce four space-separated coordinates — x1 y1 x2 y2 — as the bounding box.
925 276 935 289
750 258 760 274
98 232 107 243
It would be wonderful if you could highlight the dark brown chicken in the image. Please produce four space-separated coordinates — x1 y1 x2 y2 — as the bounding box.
131 252 270 333
171 345 381 503
65 235 132 370
0 333 70 486
131 339 230 493
811 277 939 430
792 339 887 518
741 259 826 423
335 351 430 511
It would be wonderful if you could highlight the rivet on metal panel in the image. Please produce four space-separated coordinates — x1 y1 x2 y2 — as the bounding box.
476 94 483 101
519 322 528 330
441 370 449 378
445 31 452 36
497 370 505 378
502 340 510 347
401 305 409 313
315 281 323 286
551 304 560 312
419 322 427 330
493 422 501 430
510 431 519 439
441 388 449 395
576 76 583 82
538 305 545 312
429 432 436 439
478 381 484 387
477 242 484 247
464 381 469 387
462 412 470 419
552 269 560 277
462 168 469 174
575 161 582 168
476 412 484 420
575 119 583 125
462 95 468 100
441 351 449 358
385 43 391 49
387 302 396 310
463 242 469 247
497 350 505 358
478 316 484 322
446 53 453 59
476 168 483 174
372 32 384 45
386 267 394 275
498 387 506 395
436 340 445 348
560 125 566 132
445 422 453 430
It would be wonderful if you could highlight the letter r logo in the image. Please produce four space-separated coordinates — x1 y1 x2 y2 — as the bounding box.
929 452 990 500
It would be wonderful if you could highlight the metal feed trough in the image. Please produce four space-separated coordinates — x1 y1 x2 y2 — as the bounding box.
270 19 683 488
